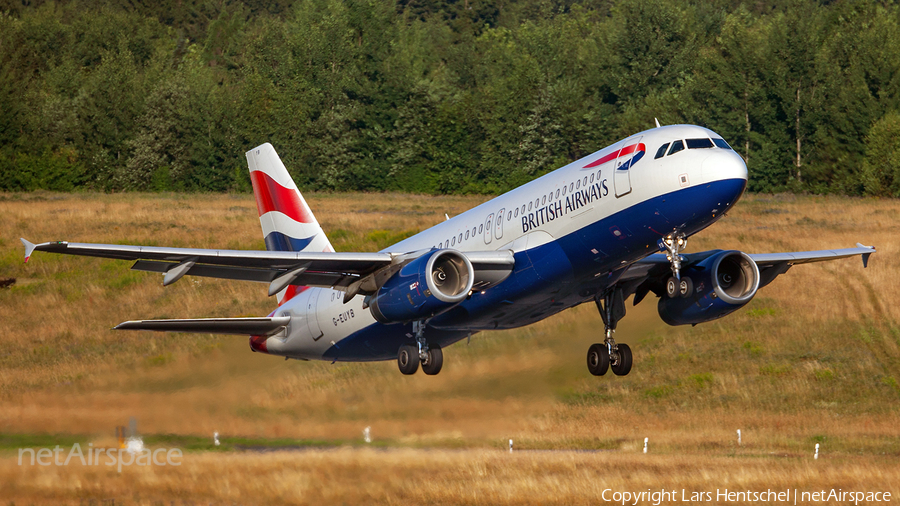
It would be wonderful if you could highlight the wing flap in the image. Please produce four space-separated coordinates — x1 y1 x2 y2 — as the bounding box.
114 316 291 336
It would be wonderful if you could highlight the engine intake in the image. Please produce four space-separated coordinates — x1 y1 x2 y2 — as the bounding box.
369 249 474 324
658 250 760 326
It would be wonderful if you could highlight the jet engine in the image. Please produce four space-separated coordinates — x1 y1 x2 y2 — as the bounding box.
369 249 474 324
658 250 760 326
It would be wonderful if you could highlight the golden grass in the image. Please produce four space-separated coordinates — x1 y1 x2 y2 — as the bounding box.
0 191 898 504
2 449 899 505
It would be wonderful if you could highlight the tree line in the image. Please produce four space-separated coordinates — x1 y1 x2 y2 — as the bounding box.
1 0 899 195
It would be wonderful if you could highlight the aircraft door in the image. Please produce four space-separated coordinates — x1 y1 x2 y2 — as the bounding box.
494 208 505 241
483 213 494 244
305 289 323 340
614 135 642 198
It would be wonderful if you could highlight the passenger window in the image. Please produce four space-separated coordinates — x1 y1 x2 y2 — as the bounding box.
472 227 476 236
541 196 546 206
596 170 601 180
576 179 581 189
508 211 512 221
534 199 539 208
437 242 442 248
452 236 456 246
668 140 685 156
465 230 469 240
479 224 483 234
562 185 566 195
655 143 670 159
458 233 463 243
528 201 532 211
589 173 594 183
548 192 553 202
712 138 733 150
556 189 561 198
514 207 519 217
583 176 588 186
569 183 574 192
686 138 714 149
521 204 526 215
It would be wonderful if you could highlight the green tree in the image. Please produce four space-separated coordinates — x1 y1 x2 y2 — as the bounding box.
861 112 900 197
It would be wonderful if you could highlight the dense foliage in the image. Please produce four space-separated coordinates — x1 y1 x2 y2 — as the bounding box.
1 0 899 195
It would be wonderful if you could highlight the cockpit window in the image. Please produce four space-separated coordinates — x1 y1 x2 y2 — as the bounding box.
712 138 733 150
686 138 714 149
667 140 684 156
655 143 670 159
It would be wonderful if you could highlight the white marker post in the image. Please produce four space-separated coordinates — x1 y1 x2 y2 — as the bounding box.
737 429 741 446
214 432 220 446
815 443 819 460
509 439 513 453
364 426 371 443
643 437 648 454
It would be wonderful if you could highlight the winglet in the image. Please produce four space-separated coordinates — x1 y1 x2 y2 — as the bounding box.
20 238 36 263
857 243 875 268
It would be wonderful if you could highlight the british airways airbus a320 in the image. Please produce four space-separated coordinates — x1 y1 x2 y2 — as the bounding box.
22 124 875 377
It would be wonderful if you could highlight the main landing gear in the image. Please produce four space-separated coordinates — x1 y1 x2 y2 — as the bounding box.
398 320 443 375
587 288 633 376
662 232 693 299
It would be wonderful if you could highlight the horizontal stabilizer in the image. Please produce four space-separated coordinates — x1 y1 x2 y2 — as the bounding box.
114 316 291 336
20 238 36 262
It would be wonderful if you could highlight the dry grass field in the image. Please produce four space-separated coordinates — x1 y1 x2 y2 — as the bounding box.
0 191 898 504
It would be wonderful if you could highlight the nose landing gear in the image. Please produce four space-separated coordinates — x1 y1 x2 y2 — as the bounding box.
587 288 633 377
661 232 693 299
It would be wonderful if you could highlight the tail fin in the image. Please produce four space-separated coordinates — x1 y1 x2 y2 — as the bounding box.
246 143 334 303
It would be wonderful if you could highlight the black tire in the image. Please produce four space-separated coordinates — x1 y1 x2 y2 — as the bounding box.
611 343 632 376
422 345 443 375
587 343 610 376
678 277 694 298
666 277 678 298
397 344 419 375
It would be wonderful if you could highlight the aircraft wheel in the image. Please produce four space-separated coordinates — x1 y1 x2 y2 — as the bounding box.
611 343 632 376
397 344 419 375
678 277 694 298
587 343 610 376
422 345 443 375
666 277 678 298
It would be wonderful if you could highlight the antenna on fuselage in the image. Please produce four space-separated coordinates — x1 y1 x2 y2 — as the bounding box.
654 118 661 128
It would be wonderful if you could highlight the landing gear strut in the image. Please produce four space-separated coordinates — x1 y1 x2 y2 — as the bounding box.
661 232 693 299
587 288 633 376
397 320 443 375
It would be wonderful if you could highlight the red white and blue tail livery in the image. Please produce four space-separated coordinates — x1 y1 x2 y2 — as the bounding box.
247 143 334 303
22 124 875 377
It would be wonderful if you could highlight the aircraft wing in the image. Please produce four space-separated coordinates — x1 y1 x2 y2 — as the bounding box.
115 316 291 336
20 239 515 295
617 243 875 302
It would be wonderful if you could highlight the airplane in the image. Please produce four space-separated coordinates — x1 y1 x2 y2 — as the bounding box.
21 124 876 377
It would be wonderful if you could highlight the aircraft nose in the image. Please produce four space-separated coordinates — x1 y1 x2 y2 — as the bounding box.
701 149 747 184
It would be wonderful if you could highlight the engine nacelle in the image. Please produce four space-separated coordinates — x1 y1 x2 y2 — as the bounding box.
658 250 760 326
369 249 474 324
